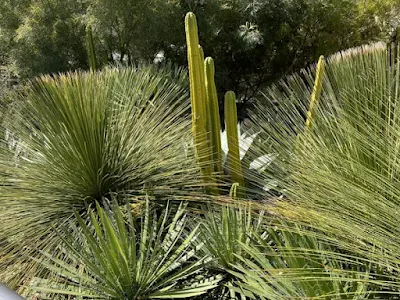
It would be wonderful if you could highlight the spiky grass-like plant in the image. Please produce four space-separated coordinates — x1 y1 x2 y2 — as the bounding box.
196 202 368 299
229 221 369 299
199 203 263 272
0 65 202 288
196 202 264 298
32 199 220 299
245 42 400 297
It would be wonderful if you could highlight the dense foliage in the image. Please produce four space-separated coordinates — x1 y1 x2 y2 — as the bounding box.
2 4 400 300
0 65 202 288
1 0 400 110
2 40 400 298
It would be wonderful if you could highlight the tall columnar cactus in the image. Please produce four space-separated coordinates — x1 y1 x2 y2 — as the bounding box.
306 55 325 128
225 91 245 197
185 12 216 190
185 12 244 195
86 26 97 72
205 57 222 174
198 45 213 153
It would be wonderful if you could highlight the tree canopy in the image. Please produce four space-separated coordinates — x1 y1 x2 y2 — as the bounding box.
0 0 399 108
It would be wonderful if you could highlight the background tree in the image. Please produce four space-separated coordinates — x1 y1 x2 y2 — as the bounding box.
0 0 87 78
1 0 400 116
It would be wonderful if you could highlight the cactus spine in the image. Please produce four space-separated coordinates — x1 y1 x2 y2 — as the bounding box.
185 12 216 191
224 91 245 197
86 26 97 72
205 57 222 174
306 55 325 128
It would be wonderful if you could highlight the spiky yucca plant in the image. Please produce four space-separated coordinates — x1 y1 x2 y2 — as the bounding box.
32 199 220 299
229 221 369 299
196 202 369 299
0 65 202 288
199 203 261 268
197 203 263 298
245 42 400 297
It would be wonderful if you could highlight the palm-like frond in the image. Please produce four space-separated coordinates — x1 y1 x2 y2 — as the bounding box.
246 42 400 297
0 65 203 288
199 203 263 272
193 202 263 299
32 198 220 299
229 222 370 299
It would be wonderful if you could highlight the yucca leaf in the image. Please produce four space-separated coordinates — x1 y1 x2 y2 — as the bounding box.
34 197 216 299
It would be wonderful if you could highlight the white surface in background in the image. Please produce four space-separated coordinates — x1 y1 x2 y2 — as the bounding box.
0 284 24 300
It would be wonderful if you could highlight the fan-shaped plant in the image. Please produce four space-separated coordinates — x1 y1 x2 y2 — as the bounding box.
199 203 263 271
0 65 202 288
197 202 264 298
245 42 400 297
31 199 220 299
229 221 370 299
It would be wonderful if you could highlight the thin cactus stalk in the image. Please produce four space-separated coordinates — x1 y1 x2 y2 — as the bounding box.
185 13 207 159
205 57 222 174
185 12 216 192
305 55 325 128
198 45 211 146
224 91 245 197
86 26 97 72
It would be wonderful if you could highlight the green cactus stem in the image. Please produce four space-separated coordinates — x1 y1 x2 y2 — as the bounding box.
86 26 97 72
185 12 216 191
306 55 325 128
205 57 222 174
198 45 211 146
224 91 245 197
185 13 207 158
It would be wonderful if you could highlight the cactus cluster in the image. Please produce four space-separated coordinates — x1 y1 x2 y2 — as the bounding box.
85 12 246 196
185 12 245 196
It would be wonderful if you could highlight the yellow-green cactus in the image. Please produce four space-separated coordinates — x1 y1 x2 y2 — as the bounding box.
86 26 97 72
205 57 222 174
185 13 207 157
185 12 216 191
306 55 325 128
224 91 245 197
198 45 211 150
